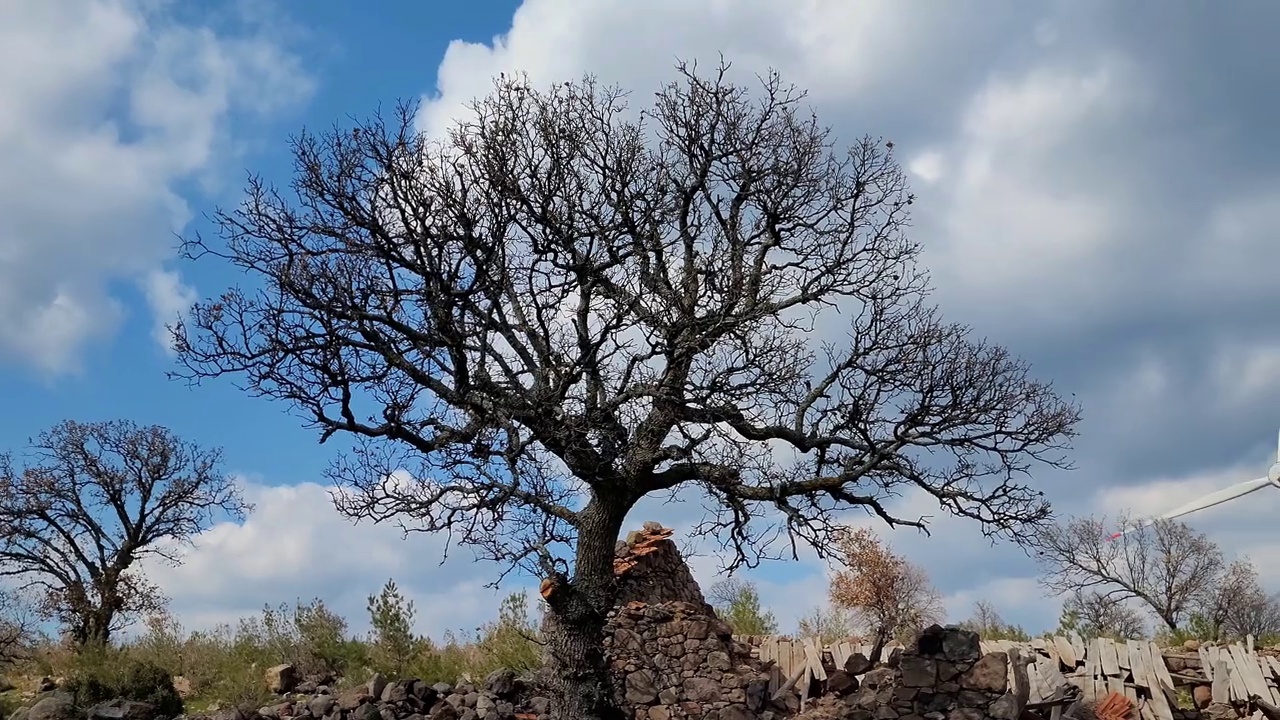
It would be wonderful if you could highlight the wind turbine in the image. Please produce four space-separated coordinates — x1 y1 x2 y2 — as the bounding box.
1108 430 1280 540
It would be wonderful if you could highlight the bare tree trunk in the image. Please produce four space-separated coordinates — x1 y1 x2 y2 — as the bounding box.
867 626 890 665
87 618 111 647
72 610 113 649
542 504 627 720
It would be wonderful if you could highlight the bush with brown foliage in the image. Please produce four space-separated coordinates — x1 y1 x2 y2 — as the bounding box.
829 527 943 644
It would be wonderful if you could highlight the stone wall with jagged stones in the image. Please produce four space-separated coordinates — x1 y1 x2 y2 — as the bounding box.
603 599 773 720
600 594 1029 720
602 524 1039 720
806 624 1022 720
789 626 1026 720
613 522 713 612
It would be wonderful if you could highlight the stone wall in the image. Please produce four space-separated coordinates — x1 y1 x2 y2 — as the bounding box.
614 522 712 612
603 599 772 720
603 525 1034 720
802 624 1022 720
12 669 552 720
602 599 1028 720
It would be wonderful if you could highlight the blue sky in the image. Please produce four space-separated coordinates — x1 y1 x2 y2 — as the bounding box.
0 0 521 485
5 0 1280 641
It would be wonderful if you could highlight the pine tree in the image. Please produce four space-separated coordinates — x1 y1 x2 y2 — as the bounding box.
367 580 422 678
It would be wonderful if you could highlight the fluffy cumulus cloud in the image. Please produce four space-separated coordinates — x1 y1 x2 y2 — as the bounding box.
138 478 542 639
0 0 312 374
139 0 1280 638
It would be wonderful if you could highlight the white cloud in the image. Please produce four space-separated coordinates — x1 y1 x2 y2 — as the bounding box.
139 478 532 639
0 0 311 374
415 0 1028 140
941 576 1054 631
1191 190 1280 305
909 151 946 185
921 58 1143 327
1209 340 1280 409
141 268 198 354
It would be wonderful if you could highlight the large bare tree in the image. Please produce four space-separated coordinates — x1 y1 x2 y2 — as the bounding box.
1036 515 1225 631
171 61 1079 720
0 420 248 646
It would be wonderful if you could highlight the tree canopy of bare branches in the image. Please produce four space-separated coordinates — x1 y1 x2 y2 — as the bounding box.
171 60 1079 720
796 605 857 644
1192 559 1280 641
0 587 40 666
1220 585 1280 641
829 527 943 645
959 600 1030 641
0 420 248 646
1035 515 1225 631
1059 590 1147 639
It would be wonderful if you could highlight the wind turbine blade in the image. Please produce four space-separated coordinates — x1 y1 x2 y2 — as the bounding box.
1107 476 1272 540
1275 428 1279 463
1148 475 1271 519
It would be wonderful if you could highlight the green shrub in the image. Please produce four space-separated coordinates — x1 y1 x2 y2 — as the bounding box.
0 689 25 719
126 612 185 675
407 634 473 685
63 647 183 719
707 579 779 636
472 592 543 674
292 599 357 678
11 583 548 710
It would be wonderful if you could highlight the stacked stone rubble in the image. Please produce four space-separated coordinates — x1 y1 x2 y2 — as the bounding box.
602 524 1046 720
251 668 550 720
795 625 1022 720
264 667 552 720
613 522 713 613
603 599 772 720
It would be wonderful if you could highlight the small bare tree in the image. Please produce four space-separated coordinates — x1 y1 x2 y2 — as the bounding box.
1192 559 1262 641
967 599 1003 633
796 605 856 644
1185 559 1280 641
0 587 40 666
0 420 248 646
828 527 943 648
1059 590 1146 639
959 599 1030 641
171 61 1079 720
1035 515 1224 631
1221 587 1280 641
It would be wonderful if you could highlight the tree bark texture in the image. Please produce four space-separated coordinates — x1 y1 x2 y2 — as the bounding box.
541 506 627 720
